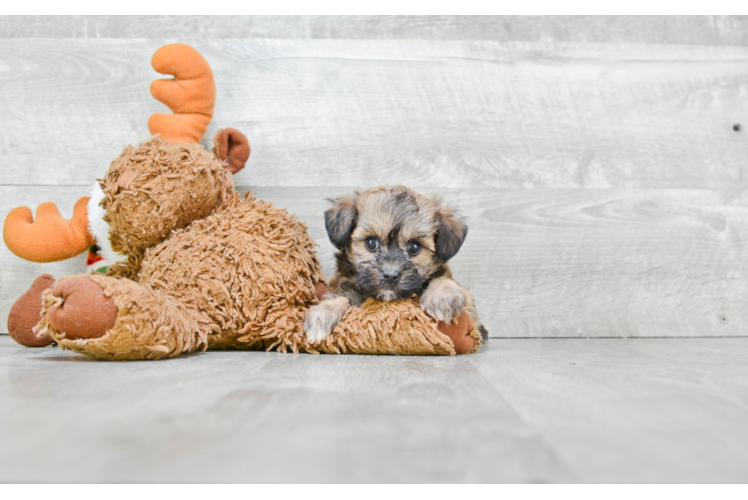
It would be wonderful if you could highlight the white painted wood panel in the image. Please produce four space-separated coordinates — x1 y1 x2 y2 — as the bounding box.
255 186 748 339
1 39 746 189
2 31 748 339
3 185 747 338
2 16 748 45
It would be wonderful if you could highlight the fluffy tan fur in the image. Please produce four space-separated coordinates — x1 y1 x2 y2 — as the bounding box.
315 185 486 341
31 137 479 360
102 139 233 279
309 297 482 356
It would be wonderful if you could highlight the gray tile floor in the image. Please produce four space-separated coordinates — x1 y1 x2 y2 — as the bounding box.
0 335 746 483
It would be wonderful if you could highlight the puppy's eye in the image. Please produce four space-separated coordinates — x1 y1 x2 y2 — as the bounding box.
407 241 422 256
364 237 379 251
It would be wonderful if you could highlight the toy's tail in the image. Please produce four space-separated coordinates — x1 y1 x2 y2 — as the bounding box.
147 44 216 144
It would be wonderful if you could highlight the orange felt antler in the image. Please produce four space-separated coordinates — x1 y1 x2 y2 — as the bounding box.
3 197 95 263
148 44 216 144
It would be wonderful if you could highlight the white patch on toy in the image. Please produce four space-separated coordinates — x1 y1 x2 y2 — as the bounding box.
87 182 126 270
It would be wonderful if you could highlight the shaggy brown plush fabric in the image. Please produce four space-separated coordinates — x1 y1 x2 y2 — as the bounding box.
37 274 211 360
139 192 324 353
303 297 464 356
102 138 233 279
35 191 325 360
29 133 480 360
7 42 482 360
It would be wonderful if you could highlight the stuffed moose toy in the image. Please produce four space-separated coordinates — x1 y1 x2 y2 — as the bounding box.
3 44 482 360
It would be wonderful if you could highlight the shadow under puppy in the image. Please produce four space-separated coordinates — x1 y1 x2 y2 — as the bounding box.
305 185 488 343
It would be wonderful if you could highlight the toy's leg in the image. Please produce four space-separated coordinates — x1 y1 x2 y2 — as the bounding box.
7 274 56 347
436 310 480 355
45 276 119 340
463 288 489 342
36 275 212 360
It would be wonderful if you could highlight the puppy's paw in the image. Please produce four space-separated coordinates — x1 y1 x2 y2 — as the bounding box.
419 282 466 323
304 302 343 344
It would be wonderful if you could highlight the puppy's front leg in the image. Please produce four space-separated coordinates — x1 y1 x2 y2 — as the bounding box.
419 277 466 323
304 294 351 343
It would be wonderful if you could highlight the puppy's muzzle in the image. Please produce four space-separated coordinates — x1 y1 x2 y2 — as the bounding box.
382 269 400 283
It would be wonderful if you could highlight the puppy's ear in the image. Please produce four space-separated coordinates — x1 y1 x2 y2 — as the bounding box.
435 207 468 262
325 195 358 250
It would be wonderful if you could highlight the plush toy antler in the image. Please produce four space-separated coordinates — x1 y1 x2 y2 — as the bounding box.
3 197 94 263
3 44 218 264
148 43 216 144
7 41 481 358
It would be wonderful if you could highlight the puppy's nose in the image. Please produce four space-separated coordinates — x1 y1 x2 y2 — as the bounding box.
382 270 400 283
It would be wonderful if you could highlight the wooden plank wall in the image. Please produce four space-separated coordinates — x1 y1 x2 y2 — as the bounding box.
1 16 748 338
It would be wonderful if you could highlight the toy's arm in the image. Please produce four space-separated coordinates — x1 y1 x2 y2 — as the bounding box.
148 43 216 144
3 197 94 262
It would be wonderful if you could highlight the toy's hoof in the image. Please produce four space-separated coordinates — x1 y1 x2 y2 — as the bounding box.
437 310 476 354
8 274 56 347
47 276 118 340
315 281 328 301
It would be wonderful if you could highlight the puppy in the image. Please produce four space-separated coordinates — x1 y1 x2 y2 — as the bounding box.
304 185 487 343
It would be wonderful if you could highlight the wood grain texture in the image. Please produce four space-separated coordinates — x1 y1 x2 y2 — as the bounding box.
2 16 748 45
471 338 748 483
3 185 747 338
1 39 747 189
2 31 748 340
255 186 748 339
0 336 574 483
1 336 746 482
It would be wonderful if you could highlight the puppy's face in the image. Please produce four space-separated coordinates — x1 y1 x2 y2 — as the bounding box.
325 185 467 301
